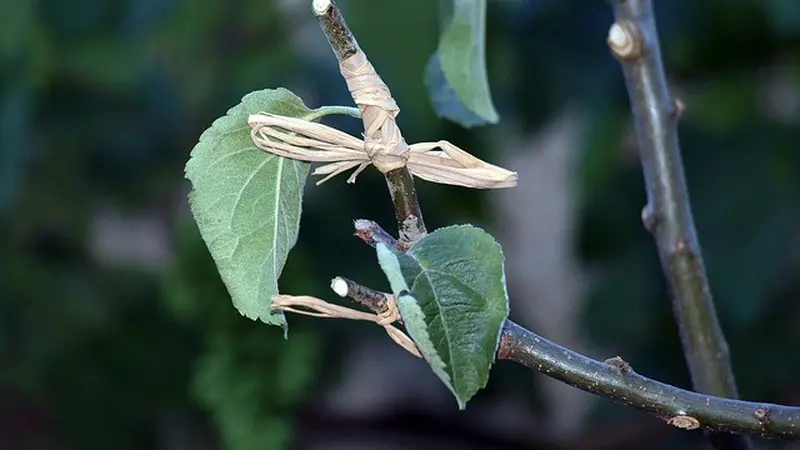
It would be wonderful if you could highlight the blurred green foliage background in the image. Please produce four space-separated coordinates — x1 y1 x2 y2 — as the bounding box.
1 0 799 449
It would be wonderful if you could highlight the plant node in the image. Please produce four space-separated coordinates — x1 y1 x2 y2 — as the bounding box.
607 21 644 60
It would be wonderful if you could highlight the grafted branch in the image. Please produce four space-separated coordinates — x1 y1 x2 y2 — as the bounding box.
312 0 800 442
313 0 426 246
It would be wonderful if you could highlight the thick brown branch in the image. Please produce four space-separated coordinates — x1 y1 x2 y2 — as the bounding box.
606 2 749 448
499 320 800 439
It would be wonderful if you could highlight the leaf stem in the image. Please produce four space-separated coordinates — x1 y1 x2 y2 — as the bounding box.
312 0 427 247
606 2 750 447
305 105 361 122
498 320 800 439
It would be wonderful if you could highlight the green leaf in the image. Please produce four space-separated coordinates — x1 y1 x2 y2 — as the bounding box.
185 88 313 330
426 0 499 128
376 225 509 408
377 244 452 392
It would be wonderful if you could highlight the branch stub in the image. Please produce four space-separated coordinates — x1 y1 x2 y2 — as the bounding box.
667 415 700 430
607 21 644 61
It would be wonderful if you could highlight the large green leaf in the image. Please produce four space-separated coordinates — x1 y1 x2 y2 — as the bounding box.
376 225 509 408
425 0 499 128
185 88 312 330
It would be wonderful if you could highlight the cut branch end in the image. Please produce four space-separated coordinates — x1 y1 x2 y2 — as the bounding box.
312 0 331 16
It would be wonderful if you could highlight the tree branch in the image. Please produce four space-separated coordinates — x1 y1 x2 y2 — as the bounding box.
350 220 800 438
605 2 749 448
311 0 800 442
498 320 800 439
313 0 426 247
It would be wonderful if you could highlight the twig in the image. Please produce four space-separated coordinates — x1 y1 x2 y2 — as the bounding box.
605 2 750 449
353 219 397 249
331 276 390 314
312 0 427 247
498 320 800 439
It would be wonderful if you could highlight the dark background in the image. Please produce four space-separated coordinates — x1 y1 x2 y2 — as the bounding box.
2 0 799 449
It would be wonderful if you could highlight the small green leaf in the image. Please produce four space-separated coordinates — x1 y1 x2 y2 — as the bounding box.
185 88 314 330
377 244 453 394
376 225 509 408
426 0 499 127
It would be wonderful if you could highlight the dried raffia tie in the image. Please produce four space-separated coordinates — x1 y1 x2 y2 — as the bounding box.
271 294 421 358
249 51 518 189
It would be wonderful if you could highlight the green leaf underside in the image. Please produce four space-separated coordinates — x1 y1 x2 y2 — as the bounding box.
427 0 499 127
377 244 453 390
185 88 312 330
376 225 509 409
